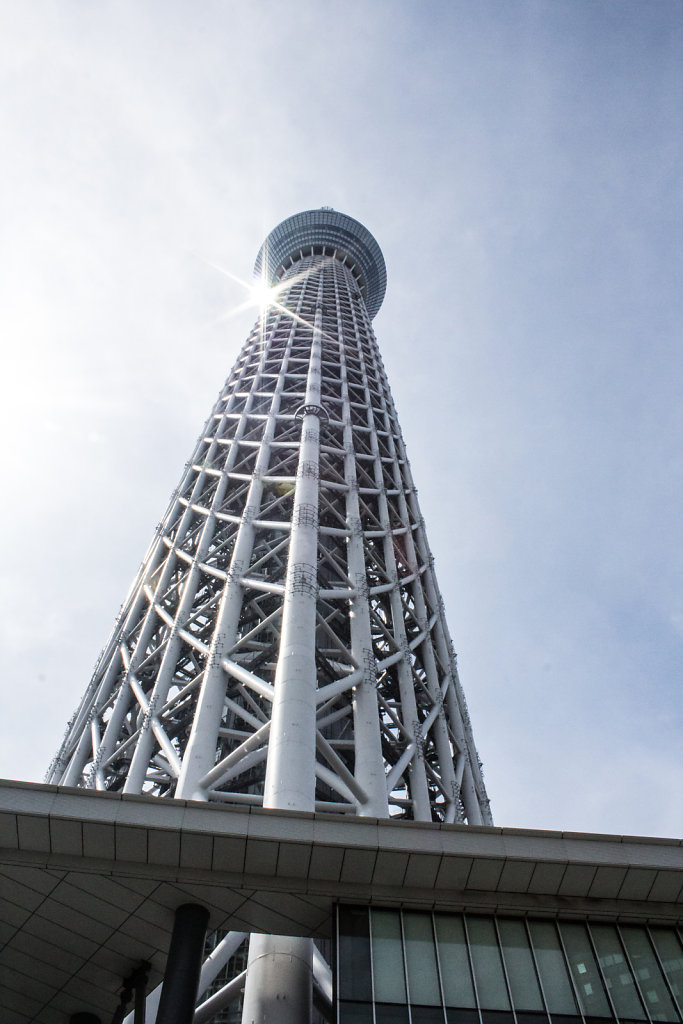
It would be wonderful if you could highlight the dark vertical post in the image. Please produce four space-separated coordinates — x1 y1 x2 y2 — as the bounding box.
133 961 151 1024
155 903 210 1024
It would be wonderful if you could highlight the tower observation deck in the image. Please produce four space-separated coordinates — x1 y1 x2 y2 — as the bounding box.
48 209 491 1023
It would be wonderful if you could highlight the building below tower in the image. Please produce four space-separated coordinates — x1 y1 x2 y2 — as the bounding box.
0 779 681 1023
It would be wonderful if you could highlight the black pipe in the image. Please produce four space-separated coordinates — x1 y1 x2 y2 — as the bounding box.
155 903 210 1024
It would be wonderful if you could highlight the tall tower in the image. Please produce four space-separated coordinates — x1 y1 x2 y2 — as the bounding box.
48 209 491 1022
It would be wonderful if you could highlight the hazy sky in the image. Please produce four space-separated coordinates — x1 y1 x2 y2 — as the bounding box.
1 0 681 837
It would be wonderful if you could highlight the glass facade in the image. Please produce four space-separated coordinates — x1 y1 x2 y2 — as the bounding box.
337 907 683 1024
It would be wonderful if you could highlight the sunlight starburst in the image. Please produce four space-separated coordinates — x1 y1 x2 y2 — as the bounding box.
196 250 340 345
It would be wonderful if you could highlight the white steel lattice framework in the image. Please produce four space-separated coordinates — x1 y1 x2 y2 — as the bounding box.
48 209 492 1023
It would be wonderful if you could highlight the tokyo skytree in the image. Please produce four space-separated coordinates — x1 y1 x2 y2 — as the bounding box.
48 208 492 1023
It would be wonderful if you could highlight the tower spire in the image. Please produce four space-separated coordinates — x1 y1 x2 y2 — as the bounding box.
49 208 491 1022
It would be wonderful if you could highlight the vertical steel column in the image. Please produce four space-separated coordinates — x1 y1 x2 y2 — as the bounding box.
263 300 322 809
336 278 388 818
155 903 210 1024
240 298 324 1024
240 934 313 1024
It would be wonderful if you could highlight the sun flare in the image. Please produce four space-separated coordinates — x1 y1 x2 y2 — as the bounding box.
248 278 279 311
197 252 339 344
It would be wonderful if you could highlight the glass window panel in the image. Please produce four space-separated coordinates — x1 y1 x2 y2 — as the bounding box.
404 913 441 1006
527 921 578 1015
340 1001 374 1024
376 1004 410 1024
650 929 683 1008
466 916 511 1011
446 1010 479 1024
515 1014 549 1024
411 1008 447 1024
559 921 612 1018
436 915 476 1009
339 906 372 1002
480 1012 515 1024
621 926 680 1022
590 923 647 1021
497 919 544 1012
372 909 407 1004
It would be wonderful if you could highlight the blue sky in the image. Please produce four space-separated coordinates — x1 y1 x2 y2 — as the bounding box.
0 0 681 836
